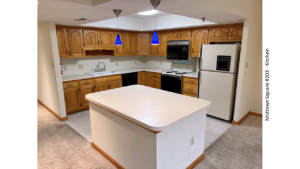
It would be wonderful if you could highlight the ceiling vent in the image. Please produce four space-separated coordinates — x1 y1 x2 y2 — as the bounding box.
74 18 87 22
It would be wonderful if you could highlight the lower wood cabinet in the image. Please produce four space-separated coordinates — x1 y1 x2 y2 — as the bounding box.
149 73 161 89
182 77 198 98
63 75 122 115
138 71 150 86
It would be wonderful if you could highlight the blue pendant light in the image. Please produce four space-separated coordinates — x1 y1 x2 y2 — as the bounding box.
150 0 161 45
113 9 122 46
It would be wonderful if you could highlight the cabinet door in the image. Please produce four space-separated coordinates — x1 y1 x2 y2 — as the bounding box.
149 32 159 55
68 29 85 57
150 78 161 89
144 72 150 86
83 30 100 48
210 27 229 41
56 28 69 58
64 87 81 113
180 30 191 39
79 85 94 108
95 82 109 92
115 32 127 56
138 72 144 85
110 80 122 89
137 33 149 55
126 32 137 55
169 31 180 40
191 29 209 57
228 25 243 41
100 31 115 49
158 31 168 56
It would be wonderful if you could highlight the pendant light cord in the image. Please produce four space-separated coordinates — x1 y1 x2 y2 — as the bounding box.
117 16 119 34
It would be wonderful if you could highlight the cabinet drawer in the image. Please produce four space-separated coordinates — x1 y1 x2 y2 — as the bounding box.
183 77 198 85
79 79 95 86
95 75 121 83
183 83 198 95
150 73 161 79
183 92 197 98
63 81 79 89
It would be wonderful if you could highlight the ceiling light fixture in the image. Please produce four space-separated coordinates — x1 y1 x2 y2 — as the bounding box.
150 0 161 45
138 10 158 15
113 9 122 46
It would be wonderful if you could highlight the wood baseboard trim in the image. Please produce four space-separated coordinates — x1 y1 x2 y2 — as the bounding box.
91 142 124 169
232 111 262 125
67 108 89 115
186 153 205 169
38 99 68 121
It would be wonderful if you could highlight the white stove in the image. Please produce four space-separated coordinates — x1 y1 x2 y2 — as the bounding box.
161 70 192 77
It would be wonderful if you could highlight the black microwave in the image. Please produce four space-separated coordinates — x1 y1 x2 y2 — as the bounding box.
167 40 189 60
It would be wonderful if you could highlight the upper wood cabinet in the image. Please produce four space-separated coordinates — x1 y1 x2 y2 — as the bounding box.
168 31 180 40
100 31 115 49
68 29 85 57
126 32 137 55
210 26 229 41
137 33 149 55
191 29 209 57
149 32 159 55
158 31 168 56
83 30 101 49
180 30 192 39
168 30 191 40
115 32 127 56
228 25 243 41
56 28 69 58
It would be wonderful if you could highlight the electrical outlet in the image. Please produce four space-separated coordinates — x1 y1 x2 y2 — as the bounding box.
51 62 54 68
78 64 83 69
191 136 194 146
135 60 137 64
160 61 162 65
116 62 118 66
64 65 67 70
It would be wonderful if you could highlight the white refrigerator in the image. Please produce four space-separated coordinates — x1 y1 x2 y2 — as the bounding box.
198 44 241 121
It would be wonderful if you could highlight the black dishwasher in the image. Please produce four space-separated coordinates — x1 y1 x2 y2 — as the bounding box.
122 72 138 86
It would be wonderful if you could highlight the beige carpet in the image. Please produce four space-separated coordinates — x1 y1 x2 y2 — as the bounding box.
38 103 262 169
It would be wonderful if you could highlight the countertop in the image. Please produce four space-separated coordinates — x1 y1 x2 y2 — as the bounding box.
62 67 199 81
85 85 211 131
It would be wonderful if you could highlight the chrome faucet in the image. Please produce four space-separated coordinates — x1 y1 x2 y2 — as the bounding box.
96 62 106 72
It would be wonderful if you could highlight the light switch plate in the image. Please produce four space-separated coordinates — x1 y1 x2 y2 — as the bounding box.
78 64 83 69
64 65 67 70
116 62 118 66
191 136 194 146
135 60 137 64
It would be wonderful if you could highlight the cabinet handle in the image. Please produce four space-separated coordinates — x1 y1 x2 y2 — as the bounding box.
82 49 83 54
66 49 68 54
226 32 228 37
92 86 94 92
101 40 103 45
189 88 193 91
192 49 194 53
230 32 232 37
189 80 194 83
98 40 99 45
67 84 73 87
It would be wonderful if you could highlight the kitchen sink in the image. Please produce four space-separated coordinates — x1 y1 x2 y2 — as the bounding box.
85 71 119 76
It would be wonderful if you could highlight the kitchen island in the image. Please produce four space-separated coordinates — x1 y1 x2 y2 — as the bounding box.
86 85 211 169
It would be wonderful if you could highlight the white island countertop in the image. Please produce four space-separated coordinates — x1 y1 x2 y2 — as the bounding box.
86 85 211 131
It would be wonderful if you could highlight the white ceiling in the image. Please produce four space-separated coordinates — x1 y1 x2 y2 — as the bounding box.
38 0 246 26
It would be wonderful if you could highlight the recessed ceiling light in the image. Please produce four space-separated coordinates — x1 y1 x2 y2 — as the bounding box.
138 10 158 15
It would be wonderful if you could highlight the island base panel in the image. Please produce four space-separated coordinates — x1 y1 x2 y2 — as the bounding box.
89 102 207 169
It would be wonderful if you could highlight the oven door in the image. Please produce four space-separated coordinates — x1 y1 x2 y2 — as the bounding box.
161 75 182 94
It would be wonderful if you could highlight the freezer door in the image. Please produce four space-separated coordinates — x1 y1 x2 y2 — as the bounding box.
200 44 240 74
199 71 234 120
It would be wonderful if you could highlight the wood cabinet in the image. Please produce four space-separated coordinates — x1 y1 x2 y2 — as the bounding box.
210 26 229 41
182 77 198 97
138 71 150 86
126 32 137 55
115 32 127 56
149 73 161 89
228 25 243 41
56 28 69 58
95 82 109 92
110 80 122 89
158 31 168 56
100 31 115 49
169 30 191 40
68 29 85 57
83 30 101 49
95 75 122 91
137 33 149 55
191 29 209 57
63 82 81 113
79 84 94 108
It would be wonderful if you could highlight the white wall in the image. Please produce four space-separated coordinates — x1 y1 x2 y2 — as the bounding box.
38 22 61 116
61 55 145 75
144 55 173 70
203 0 262 120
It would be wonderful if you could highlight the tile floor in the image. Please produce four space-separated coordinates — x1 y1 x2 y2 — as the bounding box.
65 110 232 150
